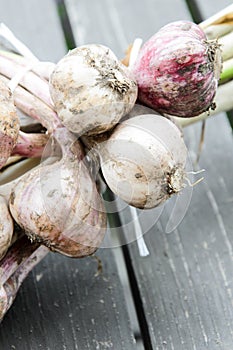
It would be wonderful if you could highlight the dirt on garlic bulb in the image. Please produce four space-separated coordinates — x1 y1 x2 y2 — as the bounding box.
98 114 188 209
49 44 138 136
132 21 222 118
9 128 107 258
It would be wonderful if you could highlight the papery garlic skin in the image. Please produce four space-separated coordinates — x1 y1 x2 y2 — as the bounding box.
0 78 20 169
0 196 14 260
49 44 138 136
100 114 187 209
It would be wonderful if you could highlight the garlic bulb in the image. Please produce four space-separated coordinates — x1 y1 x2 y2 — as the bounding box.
132 21 222 117
98 114 187 209
9 128 107 258
49 44 138 136
0 78 20 169
0 196 14 260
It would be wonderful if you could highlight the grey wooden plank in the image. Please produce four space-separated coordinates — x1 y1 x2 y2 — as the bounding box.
66 0 233 349
0 243 137 350
65 0 191 58
0 1 137 349
0 0 66 61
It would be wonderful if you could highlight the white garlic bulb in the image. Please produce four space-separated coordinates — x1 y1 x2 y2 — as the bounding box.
99 114 187 209
49 44 138 136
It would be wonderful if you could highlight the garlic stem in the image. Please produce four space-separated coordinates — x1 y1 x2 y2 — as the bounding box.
203 24 233 40
0 55 52 108
0 23 39 61
218 31 233 61
199 4 233 30
0 50 55 81
129 206 150 257
8 63 35 93
199 6 233 64
3 156 23 168
0 158 40 187
12 131 49 158
0 235 40 285
0 74 60 132
220 58 233 83
128 38 142 67
8 244 48 287
0 240 48 321
0 49 31 65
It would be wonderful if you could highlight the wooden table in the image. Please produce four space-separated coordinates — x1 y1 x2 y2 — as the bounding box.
0 0 233 349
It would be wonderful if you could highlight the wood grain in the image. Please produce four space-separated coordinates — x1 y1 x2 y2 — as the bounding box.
0 246 137 349
120 114 233 350
1 0 233 348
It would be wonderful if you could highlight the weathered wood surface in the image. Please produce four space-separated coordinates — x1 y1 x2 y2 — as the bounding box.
0 248 137 350
66 0 233 349
0 0 233 349
0 1 136 349
0 0 65 62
